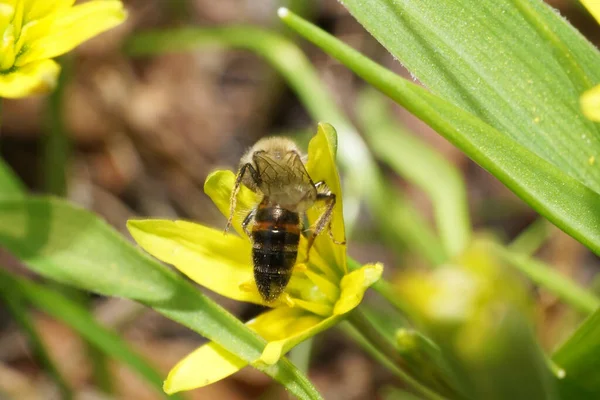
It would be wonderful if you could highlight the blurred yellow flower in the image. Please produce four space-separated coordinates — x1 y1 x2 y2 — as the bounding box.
0 0 126 98
580 1 600 121
127 123 382 394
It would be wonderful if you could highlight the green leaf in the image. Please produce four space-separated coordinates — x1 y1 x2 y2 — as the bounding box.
278 9 600 256
357 88 471 258
125 26 447 265
0 268 178 399
553 308 600 397
340 0 600 194
0 196 322 400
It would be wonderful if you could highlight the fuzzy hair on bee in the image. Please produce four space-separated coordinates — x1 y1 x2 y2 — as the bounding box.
225 136 344 302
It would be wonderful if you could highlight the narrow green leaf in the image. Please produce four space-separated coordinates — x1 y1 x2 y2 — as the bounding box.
490 243 600 314
0 196 322 400
509 218 554 257
0 158 25 197
0 272 73 399
278 9 600 256
357 88 471 258
0 268 179 399
553 308 600 397
125 26 447 265
381 386 424 400
341 0 600 193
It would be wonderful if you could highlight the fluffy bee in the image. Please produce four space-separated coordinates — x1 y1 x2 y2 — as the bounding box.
225 137 343 302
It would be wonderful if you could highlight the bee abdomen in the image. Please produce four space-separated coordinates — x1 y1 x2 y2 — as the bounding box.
252 228 300 302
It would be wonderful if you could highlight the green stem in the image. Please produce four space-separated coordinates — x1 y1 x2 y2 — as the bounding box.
43 56 71 196
348 256 411 314
125 26 447 265
508 218 553 256
346 309 447 400
289 337 313 374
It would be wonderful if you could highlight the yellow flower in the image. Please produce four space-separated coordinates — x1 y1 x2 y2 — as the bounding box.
580 1 600 121
127 123 382 394
0 0 126 98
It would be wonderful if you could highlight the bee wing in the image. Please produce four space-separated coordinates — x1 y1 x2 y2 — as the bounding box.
254 151 315 189
287 151 314 184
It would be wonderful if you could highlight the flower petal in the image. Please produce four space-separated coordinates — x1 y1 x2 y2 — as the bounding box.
204 170 260 239
333 263 383 315
164 342 247 394
0 58 59 98
17 0 126 66
581 84 600 122
23 0 74 22
127 219 266 304
305 123 347 272
247 307 338 365
580 0 600 24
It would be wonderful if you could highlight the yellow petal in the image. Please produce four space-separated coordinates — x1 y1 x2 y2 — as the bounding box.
305 123 347 272
303 269 340 303
0 58 59 98
334 263 383 315
247 307 338 365
17 0 126 66
580 0 600 23
247 307 313 341
163 342 247 394
164 308 331 393
204 170 260 239
581 84 600 122
23 0 74 22
126 219 266 304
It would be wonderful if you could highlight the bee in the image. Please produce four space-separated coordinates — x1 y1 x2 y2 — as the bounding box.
225 137 343 302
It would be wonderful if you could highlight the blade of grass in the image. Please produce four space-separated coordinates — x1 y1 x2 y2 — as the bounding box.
0 273 73 399
490 242 600 314
357 88 471 258
125 25 447 265
278 8 600 257
0 268 180 399
0 196 321 400
553 307 600 397
340 0 600 193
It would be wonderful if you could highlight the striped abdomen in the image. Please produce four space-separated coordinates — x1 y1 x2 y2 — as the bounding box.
252 201 300 302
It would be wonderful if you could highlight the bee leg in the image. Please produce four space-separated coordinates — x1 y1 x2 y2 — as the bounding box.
305 185 346 257
225 163 259 234
241 208 256 238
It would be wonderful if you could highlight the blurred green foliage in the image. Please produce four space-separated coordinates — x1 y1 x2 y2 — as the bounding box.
2 1 600 399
